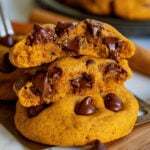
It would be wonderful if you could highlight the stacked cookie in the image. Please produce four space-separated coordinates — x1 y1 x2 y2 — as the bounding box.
58 0 150 20
9 19 139 146
0 36 26 101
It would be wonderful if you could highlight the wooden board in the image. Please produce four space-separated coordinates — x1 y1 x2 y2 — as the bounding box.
107 123 150 150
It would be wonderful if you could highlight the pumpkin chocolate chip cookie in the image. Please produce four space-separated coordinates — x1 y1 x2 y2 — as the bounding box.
9 19 135 68
13 56 132 107
13 19 138 147
0 36 25 100
58 0 113 15
114 0 150 20
14 85 139 146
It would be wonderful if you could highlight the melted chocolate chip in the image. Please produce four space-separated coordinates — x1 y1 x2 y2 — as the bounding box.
63 36 86 54
103 37 117 51
86 59 96 66
84 19 103 37
71 73 94 93
102 37 125 60
55 21 77 36
31 72 51 101
0 53 16 73
104 63 127 79
104 93 123 112
48 67 62 79
75 96 96 115
28 103 49 117
26 24 56 45
90 140 107 150
0 34 14 47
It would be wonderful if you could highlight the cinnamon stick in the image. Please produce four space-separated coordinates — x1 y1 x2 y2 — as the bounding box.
29 8 76 24
29 8 150 76
129 45 150 76
12 22 33 35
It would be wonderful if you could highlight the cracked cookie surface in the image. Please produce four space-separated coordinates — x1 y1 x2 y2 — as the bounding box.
14 56 132 107
9 19 135 68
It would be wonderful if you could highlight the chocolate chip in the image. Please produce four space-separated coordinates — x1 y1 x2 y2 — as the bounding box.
104 93 123 112
103 37 117 51
55 21 77 36
86 59 96 66
0 34 14 47
0 53 16 73
48 67 62 79
31 72 51 102
90 140 108 150
71 73 94 93
62 36 86 54
84 19 103 37
26 24 56 45
102 37 125 60
104 63 127 79
28 103 50 117
75 96 96 115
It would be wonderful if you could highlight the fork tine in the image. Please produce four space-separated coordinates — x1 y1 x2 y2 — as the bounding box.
0 15 6 37
0 0 14 37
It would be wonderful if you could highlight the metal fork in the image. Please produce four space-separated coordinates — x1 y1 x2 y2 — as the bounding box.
0 0 14 46
0 0 14 37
